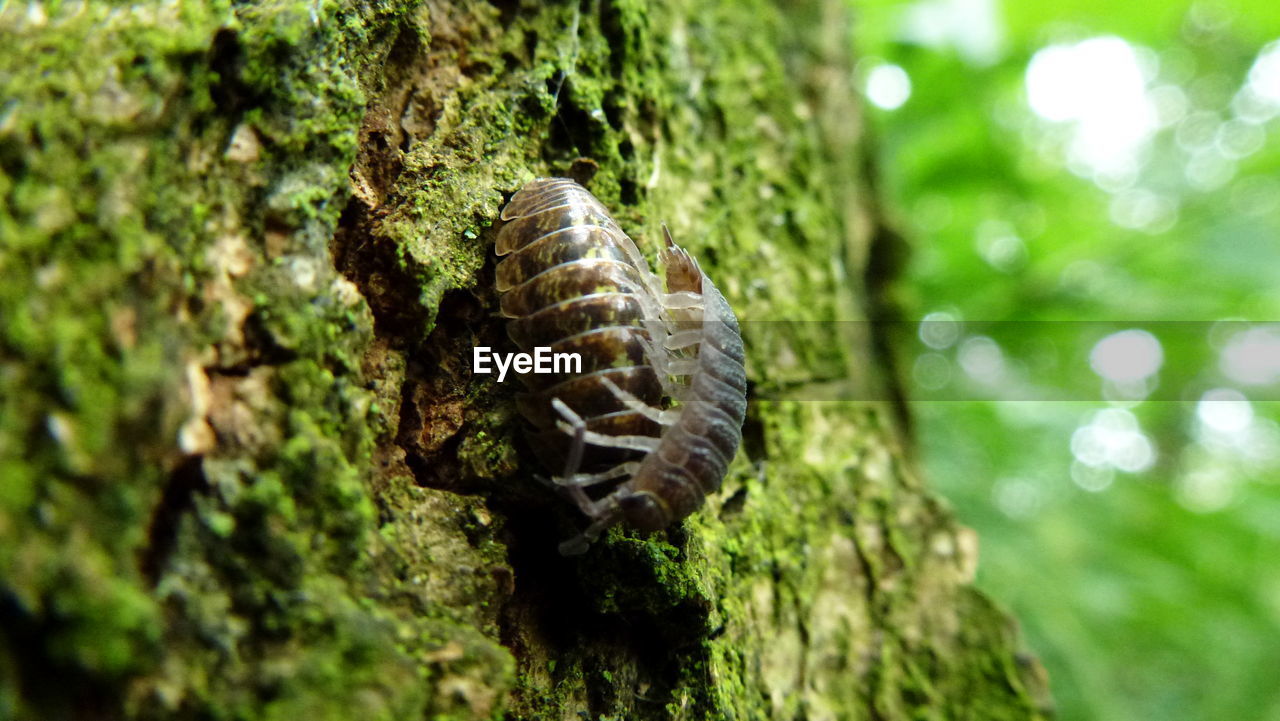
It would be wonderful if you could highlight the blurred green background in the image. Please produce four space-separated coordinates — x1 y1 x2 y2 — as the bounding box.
853 1 1280 719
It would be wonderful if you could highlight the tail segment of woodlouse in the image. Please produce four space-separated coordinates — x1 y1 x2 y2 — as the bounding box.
495 178 746 554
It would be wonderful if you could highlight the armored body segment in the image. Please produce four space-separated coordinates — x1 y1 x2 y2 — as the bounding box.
495 178 747 554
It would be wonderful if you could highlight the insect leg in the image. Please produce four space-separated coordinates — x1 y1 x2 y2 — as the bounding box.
558 512 620 556
549 398 602 516
598 376 680 426
551 399 626 557
663 329 702 350
555 461 639 488
668 359 700 376
551 398 661 453
551 398 588 478
636 320 688 396
662 291 705 310
558 427 662 453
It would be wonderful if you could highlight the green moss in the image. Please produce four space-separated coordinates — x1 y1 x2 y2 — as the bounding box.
0 0 517 717
2 0 1045 718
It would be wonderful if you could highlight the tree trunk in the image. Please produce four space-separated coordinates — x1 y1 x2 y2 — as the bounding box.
0 1 1050 719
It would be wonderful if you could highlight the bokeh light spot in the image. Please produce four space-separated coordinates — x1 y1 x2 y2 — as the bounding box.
958 336 1006 383
1197 388 1253 433
919 311 962 349
1070 408 1157 473
1026 37 1158 179
1219 326 1280 385
866 64 912 110
1090 329 1164 383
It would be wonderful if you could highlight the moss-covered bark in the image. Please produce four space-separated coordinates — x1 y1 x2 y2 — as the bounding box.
0 0 1049 719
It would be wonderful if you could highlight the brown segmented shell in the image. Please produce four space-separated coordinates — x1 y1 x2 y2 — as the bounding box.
495 178 747 554
498 260 649 318
507 294 648 348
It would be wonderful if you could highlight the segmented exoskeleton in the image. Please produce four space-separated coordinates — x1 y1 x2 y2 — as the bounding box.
495 178 747 554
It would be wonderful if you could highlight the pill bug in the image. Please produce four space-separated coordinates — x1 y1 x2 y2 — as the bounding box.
495 178 747 554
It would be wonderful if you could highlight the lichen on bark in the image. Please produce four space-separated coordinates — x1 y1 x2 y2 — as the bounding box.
1 0 1049 719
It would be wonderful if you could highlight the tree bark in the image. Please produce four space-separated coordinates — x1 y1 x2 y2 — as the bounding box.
0 1 1050 719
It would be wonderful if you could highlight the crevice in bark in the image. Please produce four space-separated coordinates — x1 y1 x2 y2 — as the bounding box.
0 589 124 720
396 288 501 494
207 29 256 118
548 76 599 158
497 518 718 719
740 379 768 461
599 0 628 80
139 455 209 585
858 145 913 440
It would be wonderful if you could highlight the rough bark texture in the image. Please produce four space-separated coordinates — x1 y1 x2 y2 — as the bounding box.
0 1 1050 719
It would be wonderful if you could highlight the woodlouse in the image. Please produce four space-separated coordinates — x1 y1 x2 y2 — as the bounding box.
495 178 747 554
